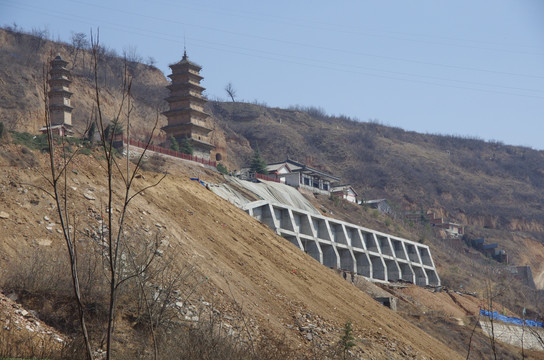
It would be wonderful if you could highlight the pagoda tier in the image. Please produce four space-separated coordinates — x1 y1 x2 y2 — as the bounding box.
165 94 207 105
162 122 212 134
166 81 205 93
168 72 203 83
162 107 211 120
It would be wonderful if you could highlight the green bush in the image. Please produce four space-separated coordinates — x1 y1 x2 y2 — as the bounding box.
9 131 49 151
216 162 228 174
79 147 92 156
170 136 179 152
180 138 194 155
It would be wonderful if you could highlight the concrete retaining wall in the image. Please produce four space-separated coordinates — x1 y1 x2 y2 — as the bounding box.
243 200 440 286
480 319 544 351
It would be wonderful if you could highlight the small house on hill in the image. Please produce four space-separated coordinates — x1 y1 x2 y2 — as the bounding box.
266 159 340 195
471 238 508 264
363 199 392 215
331 185 358 203
428 212 464 238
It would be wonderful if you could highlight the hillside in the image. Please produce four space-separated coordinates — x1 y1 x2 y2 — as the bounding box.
0 140 472 359
1 27 544 358
208 102 544 287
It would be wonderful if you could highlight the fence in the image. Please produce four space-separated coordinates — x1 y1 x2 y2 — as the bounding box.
480 309 544 328
123 137 217 167
255 172 280 183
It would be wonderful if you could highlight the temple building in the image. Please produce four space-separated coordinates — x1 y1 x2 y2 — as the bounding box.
162 51 215 160
41 54 73 136
266 159 340 195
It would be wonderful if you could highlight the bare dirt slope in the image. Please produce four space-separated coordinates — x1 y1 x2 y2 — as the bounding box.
0 143 462 359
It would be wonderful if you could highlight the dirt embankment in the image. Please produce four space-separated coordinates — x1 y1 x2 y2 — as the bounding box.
0 144 462 359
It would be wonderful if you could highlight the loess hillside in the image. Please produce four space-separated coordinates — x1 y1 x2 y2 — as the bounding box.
0 141 466 359
208 101 544 290
1 27 544 358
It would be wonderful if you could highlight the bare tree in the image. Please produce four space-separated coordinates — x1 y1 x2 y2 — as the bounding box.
125 240 204 360
146 56 157 67
40 29 166 360
123 44 143 63
225 82 237 102
70 31 89 69
90 30 166 360
41 59 94 360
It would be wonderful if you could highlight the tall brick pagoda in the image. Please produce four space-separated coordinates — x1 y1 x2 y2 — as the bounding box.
162 51 214 159
43 54 73 136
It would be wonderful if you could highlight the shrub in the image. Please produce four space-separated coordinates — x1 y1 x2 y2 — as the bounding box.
338 321 356 359
169 136 179 152
217 162 228 174
180 138 194 155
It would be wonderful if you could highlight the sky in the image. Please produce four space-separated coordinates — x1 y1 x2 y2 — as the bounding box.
2 0 544 149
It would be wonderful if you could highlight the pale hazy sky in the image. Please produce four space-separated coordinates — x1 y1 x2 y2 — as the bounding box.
2 0 543 149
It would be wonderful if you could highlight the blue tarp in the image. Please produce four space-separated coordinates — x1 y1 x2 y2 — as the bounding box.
190 178 206 187
480 309 544 328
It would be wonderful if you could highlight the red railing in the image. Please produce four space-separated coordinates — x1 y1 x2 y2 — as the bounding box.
123 137 217 167
255 172 280 183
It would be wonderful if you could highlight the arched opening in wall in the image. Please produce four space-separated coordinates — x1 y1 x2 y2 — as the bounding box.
216 153 222 161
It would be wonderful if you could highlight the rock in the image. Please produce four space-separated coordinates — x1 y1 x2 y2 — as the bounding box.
16 309 29 317
0 211 9 219
43 216 50 221
305 332 313 341
84 193 96 201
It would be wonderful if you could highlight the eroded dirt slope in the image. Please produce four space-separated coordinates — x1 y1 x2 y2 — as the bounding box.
0 144 462 359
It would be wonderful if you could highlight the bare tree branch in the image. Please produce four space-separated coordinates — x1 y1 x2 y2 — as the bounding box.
225 82 237 102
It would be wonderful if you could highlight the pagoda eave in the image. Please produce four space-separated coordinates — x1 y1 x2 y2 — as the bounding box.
162 122 212 134
170 60 202 72
50 104 73 111
165 95 206 104
168 73 203 82
167 83 205 92
48 90 73 97
162 107 210 118
190 138 215 150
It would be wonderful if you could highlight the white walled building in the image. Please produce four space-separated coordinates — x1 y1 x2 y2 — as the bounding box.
266 159 340 195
